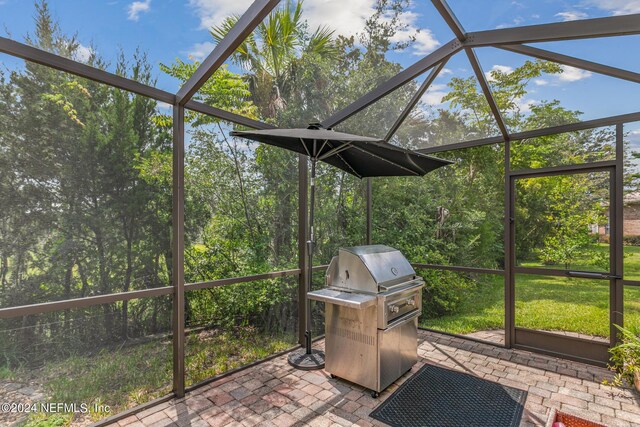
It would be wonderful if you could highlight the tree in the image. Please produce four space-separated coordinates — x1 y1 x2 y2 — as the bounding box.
209 0 343 264
0 1 176 365
210 0 337 121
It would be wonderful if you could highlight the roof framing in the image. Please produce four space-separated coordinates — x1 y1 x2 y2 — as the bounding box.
431 0 511 141
320 39 463 128
0 2 638 145
416 111 640 154
464 13 640 46
465 47 510 140
500 44 640 84
185 101 275 129
0 36 175 104
0 35 275 130
322 6 640 137
384 61 448 142
431 0 466 41
175 0 280 106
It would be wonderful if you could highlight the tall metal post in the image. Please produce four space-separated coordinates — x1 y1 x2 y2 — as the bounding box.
288 154 325 369
504 140 514 348
366 178 373 245
612 123 624 344
172 105 186 397
297 154 308 345
306 158 317 352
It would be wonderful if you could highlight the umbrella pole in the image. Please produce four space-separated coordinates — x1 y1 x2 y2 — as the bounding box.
288 156 325 370
306 157 317 354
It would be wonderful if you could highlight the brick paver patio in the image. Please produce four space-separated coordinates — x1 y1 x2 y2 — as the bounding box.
112 330 640 427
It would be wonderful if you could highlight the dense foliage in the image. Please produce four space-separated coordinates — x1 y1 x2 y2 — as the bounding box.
0 3 174 371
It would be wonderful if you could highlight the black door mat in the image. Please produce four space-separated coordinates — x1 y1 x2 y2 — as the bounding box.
370 364 528 427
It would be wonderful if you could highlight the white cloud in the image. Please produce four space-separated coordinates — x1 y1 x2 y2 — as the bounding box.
495 16 524 29
491 65 513 74
73 43 94 62
629 128 640 144
391 27 440 56
424 84 448 106
188 0 440 55
559 65 592 82
186 41 216 61
555 11 588 21
157 101 173 110
533 78 548 86
484 64 513 82
627 128 640 153
304 0 378 38
188 0 375 38
515 97 536 113
585 0 640 15
188 0 252 29
413 30 440 55
127 0 151 21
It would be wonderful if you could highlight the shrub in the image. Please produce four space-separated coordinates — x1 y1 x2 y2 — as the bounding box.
417 269 477 318
623 236 640 246
604 324 640 388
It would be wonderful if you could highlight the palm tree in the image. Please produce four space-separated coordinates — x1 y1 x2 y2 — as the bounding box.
210 1 340 266
210 0 338 120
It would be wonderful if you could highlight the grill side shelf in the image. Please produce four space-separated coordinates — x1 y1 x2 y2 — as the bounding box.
307 288 377 309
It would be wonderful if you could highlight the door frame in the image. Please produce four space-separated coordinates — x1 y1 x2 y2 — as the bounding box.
504 128 625 366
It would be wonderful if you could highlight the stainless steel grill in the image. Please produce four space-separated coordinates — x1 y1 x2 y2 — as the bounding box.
308 245 424 397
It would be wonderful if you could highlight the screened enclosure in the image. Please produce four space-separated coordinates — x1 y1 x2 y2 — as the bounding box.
1 0 640 425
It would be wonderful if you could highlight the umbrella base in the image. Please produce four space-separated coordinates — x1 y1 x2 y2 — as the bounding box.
287 348 325 370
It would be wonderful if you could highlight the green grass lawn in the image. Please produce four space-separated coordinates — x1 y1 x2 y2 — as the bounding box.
420 245 640 337
419 274 505 334
622 245 640 281
7 327 293 426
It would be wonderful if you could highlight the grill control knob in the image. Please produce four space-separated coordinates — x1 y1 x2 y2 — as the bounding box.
406 299 415 306
389 305 399 313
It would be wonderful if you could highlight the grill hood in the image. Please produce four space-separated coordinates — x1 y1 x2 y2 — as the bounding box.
326 245 417 293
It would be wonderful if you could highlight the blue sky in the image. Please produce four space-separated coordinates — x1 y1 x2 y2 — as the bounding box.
0 0 639 143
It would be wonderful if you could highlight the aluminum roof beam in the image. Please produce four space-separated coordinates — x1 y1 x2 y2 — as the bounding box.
322 12 640 136
500 44 640 85
321 39 462 128
431 0 466 41
431 0 509 141
185 101 276 130
464 14 640 46
465 48 510 141
175 0 280 106
417 111 640 154
3 4 638 139
0 35 175 104
0 36 275 130
384 61 448 142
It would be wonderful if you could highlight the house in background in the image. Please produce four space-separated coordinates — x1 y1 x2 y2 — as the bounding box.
595 191 640 238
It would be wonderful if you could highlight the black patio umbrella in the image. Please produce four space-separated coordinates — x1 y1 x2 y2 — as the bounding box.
230 123 452 370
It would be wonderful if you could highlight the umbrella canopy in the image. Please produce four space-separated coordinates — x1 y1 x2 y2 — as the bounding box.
229 125 452 178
